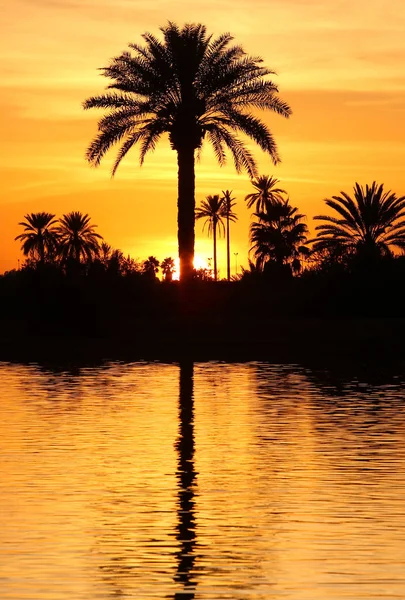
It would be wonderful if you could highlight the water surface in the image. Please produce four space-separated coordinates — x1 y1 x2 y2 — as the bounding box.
1 361 405 599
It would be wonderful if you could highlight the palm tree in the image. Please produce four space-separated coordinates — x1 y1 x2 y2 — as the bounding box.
15 212 59 263
83 22 291 282
196 195 231 281
245 175 287 213
57 211 103 263
161 257 176 282
250 199 309 274
143 255 160 279
312 182 405 261
221 190 238 281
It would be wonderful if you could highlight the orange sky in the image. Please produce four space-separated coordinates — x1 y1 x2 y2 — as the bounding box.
1 0 405 275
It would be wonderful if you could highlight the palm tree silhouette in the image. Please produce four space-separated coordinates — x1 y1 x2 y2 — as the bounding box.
161 257 176 282
312 182 405 261
196 195 235 281
250 199 308 274
83 23 291 282
15 212 59 264
57 211 103 263
143 255 160 279
221 190 238 281
245 175 287 213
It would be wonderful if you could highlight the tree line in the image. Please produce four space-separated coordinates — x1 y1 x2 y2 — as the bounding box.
13 178 405 284
14 211 178 281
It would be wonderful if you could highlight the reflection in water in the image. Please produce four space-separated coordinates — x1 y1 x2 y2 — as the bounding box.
174 361 197 599
1 361 405 600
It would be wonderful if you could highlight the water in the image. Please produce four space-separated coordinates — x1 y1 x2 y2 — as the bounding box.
1 361 405 599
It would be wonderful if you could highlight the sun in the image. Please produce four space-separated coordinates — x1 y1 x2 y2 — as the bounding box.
171 255 211 280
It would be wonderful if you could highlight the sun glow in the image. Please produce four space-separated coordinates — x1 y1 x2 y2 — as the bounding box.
170 256 212 281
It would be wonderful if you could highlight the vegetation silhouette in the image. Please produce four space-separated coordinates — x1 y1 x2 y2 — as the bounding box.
250 198 309 275
6 178 405 362
196 194 236 281
57 211 103 264
161 257 176 282
83 22 291 282
142 255 160 280
245 175 287 212
312 182 405 265
15 212 59 264
174 360 197 598
221 190 238 281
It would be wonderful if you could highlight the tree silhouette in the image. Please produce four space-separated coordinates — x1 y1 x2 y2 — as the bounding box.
83 22 291 282
250 199 308 274
143 255 160 279
312 182 405 262
57 212 103 264
15 212 59 264
161 257 176 282
196 195 236 281
245 175 287 213
221 190 238 281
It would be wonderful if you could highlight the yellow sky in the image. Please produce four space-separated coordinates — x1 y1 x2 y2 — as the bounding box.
1 0 405 274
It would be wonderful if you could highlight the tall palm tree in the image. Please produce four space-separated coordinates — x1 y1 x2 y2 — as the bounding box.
196 195 231 281
245 175 287 213
15 212 59 263
57 212 103 263
312 182 405 260
221 190 238 281
250 199 308 274
83 22 291 282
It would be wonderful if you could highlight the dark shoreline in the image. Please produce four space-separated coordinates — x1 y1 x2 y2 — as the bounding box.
2 317 405 370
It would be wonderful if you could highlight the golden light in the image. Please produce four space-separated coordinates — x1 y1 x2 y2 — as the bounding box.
170 256 212 281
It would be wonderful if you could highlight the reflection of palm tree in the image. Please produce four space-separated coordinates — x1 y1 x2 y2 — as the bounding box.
57 211 103 263
221 190 238 281
312 181 405 261
245 175 286 213
15 212 59 263
174 361 197 599
250 199 308 274
83 23 291 282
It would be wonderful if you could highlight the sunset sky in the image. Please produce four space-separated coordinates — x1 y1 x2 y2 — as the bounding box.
1 0 405 275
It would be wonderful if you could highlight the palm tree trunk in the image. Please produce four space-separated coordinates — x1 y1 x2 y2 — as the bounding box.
226 213 230 281
177 147 195 282
213 221 217 281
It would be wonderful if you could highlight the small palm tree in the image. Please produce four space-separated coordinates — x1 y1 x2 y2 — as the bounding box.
196 195 234 280
221 190 238 281
312 182 405 261
161 257 176 282
250 199 308 274
143 255 160 279
15 212 59 263
83 23 291 282
57 212 103 263
245 175 287 213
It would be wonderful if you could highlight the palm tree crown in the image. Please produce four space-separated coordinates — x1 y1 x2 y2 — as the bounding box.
57 212 103 263
312 182 405 258
15 212 59 263
161 257 176 282
83 22 291 281
250 199 308 273
245 175 287 212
